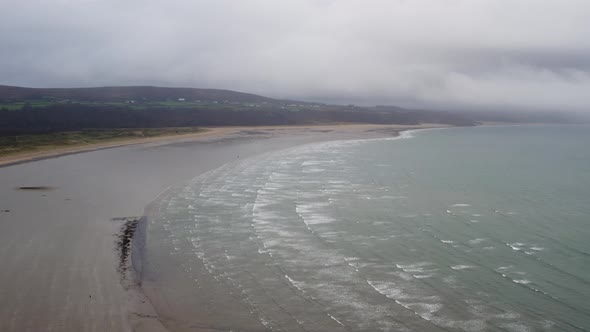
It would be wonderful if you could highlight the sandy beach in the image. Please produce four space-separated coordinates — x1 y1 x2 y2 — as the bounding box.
0 124 446 168
0 124 448 332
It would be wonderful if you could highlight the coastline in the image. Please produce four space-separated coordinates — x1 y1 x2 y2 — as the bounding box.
0 123 449 332
0 127 229 168
0 123 448 168
134 123 590 331
130 124 452 331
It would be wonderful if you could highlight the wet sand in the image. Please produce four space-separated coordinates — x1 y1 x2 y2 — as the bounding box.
0 124 448 332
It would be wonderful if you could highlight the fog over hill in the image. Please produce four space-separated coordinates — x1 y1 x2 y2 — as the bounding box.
0 84 473 134
1 1 590 113
0 85 275 103
0 84 585 136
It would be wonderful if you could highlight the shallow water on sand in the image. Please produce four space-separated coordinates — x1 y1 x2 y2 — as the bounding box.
144 125 590 331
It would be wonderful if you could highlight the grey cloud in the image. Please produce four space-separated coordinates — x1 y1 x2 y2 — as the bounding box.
1 0 590 112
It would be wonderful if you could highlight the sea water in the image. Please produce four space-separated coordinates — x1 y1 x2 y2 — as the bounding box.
144 125 590 331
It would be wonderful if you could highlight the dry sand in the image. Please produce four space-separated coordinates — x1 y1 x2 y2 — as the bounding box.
0 127 234 167
0 124 447 168
0 124 449 332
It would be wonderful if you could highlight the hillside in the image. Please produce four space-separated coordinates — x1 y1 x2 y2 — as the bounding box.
0 84 582 136
0 85 276 103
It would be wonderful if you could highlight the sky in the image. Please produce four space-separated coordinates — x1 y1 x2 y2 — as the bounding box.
1 0 590 111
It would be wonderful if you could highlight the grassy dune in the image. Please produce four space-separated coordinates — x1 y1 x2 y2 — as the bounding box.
0 127 205 157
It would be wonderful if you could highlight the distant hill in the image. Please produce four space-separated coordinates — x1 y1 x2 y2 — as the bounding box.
0 84 582 136
0 85 275 103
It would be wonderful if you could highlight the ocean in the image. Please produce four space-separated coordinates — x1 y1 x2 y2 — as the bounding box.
142 125 590 331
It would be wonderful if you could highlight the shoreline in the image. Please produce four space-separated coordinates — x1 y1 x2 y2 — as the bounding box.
131 124 590 332
0 123 449 168
0 127 226 168
0 123 449 332
129 124 451 331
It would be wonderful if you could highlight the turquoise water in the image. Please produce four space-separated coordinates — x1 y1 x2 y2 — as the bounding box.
145 125 590 331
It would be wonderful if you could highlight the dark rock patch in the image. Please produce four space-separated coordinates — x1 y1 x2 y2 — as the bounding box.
16 186 55 191
114 217 141 279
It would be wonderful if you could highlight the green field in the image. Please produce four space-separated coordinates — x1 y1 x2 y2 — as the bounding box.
0 127 205 157
0 99 259 111
0 100 55 110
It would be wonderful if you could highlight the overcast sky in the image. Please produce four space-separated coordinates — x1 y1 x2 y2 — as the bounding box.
1 0 589 111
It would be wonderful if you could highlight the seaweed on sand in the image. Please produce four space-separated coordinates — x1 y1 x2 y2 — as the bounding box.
114 217 140 278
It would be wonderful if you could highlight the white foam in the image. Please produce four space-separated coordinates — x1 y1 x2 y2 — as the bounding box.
301 160 324 167
468 238 486 245
381 195 407 199
436 318 487 332
259 317 271 328
451 204 471 207
394 271 414 281
302 167 325 173
366 280 406 299
327 313 345 327
398 302 443 321
397 130 414 139
507 243 522 251
295 203 335 225
328 180 349 184
450 265 474 270
285 274 306 292
500 322 532 332
396 262 432 270
441 240 454 244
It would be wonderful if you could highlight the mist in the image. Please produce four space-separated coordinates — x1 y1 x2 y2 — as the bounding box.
1 0 589 111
